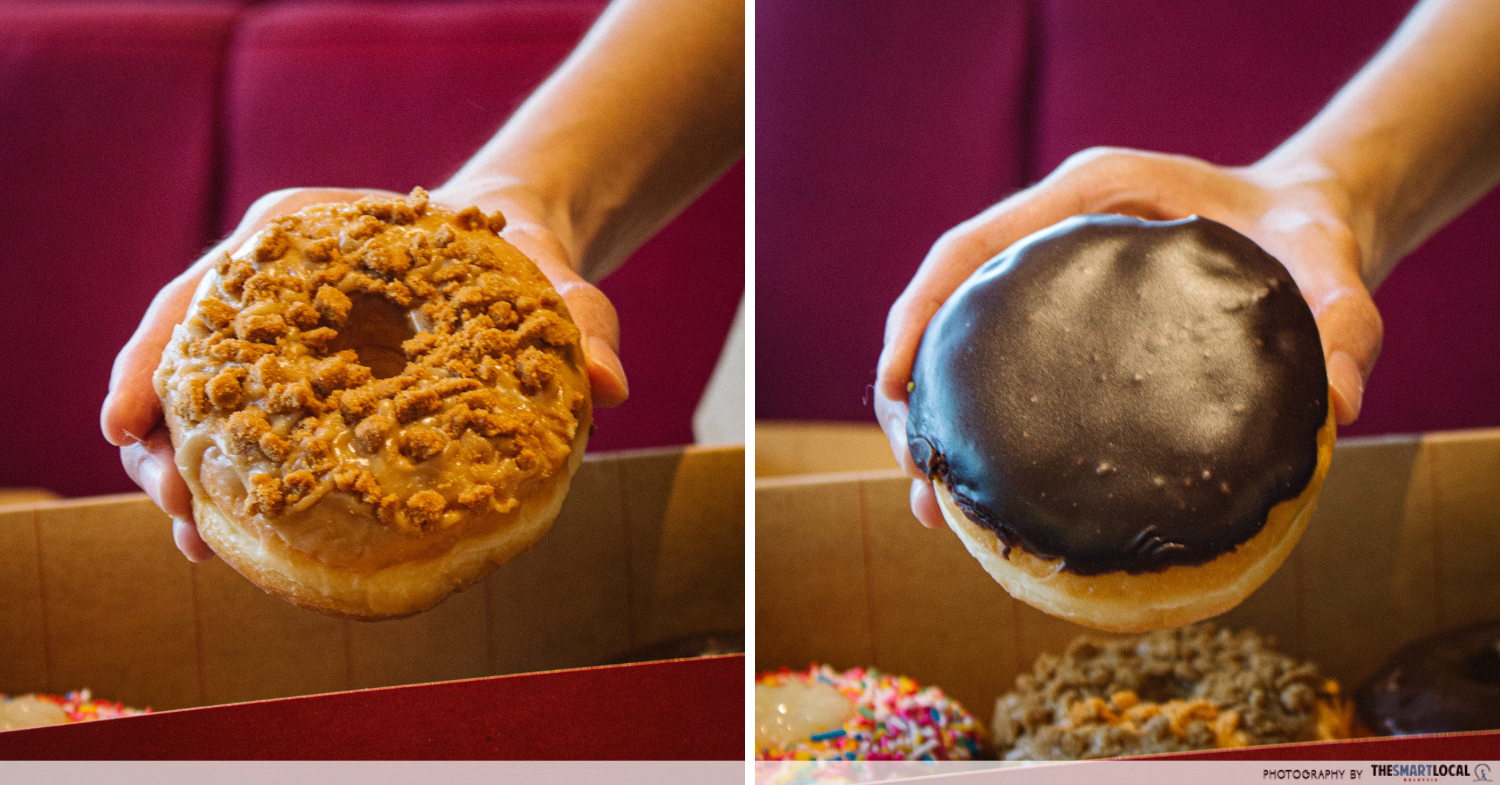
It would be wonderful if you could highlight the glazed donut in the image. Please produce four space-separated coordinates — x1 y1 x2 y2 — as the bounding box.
755 665 984 761
906 214 1333 633
1356 620 1500 735
155 189 591 620
992 624 1352 760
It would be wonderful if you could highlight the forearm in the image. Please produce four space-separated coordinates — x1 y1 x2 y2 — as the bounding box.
1260 0 1500 287
438 0 744 282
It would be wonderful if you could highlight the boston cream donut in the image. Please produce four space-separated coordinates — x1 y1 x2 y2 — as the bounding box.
155 189 590 620
906 215 1333 633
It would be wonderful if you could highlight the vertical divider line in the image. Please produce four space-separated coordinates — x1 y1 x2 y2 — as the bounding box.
1428 441 1445 629
342 618 354 690
1292 535 1305 657
615 461 637 648
858 478 879 667
1012 599 1025 689
483 574 496 676
190 561 207 706
32 506 53 693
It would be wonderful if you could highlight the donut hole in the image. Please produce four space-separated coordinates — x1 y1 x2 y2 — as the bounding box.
327 294 416 379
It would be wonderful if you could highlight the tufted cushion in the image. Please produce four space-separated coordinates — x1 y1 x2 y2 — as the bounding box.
0 3 237 496
222 0 743 452
757 0 1500 438
1032 0 1500 437
755 1 1033 422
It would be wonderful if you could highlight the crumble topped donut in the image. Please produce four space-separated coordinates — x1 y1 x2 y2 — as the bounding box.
755 664 984 761
907 214 1333 632
155 188 591 620
992 625 1352 760
1355 620 1500 735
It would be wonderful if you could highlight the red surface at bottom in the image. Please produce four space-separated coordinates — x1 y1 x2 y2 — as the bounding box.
0 655 743 760
1147 730 1500 760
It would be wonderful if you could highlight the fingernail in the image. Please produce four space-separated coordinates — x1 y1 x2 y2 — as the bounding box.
173 519 213 563
139 457 164 501
1328 350 1364 422
882 412 918 478
587 336 628 396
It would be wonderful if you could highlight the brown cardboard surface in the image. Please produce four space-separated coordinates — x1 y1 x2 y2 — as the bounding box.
644 446 746 644
756 428 1500 733
756 421 895 477
0 489 58 506
0 505 45 696
756 473 875 669
0 445 743 712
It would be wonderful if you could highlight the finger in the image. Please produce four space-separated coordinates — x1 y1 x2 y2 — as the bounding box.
910 479 944 529
1252 209 1382 425
103 188 396 448
874 154 1137 492
101 267 206 447
876 150 1165 405
502 220 629 407
120 428 214 562
174 518 216 563
1309 286 1382 425
874 396 925 482
556 280 629 407
119 425 194 520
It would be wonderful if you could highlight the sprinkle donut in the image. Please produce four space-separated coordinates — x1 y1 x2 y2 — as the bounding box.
0 690 150 730
155 189 591 620
755 665 985 761
907 214 1333 633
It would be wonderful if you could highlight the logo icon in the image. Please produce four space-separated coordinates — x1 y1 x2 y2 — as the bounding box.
1476 763 1492 782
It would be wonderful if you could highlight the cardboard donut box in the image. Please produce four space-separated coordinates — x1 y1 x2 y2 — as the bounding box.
757 423 1500 760
0 445 744 760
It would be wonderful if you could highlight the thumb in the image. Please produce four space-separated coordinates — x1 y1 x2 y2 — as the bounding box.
500 220 628 407
1247 204 1383 426
1310 284 1383 426
554 277 628 408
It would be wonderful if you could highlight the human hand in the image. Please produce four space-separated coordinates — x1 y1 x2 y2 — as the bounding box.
874 147 1383 528
101 186 627 560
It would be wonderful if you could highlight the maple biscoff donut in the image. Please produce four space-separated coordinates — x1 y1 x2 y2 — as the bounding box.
991 625 1353 760
155 188 591 620
907 215 1333 633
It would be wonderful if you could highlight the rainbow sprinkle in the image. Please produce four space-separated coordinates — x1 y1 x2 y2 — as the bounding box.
1 690 150 724
756 665 985 761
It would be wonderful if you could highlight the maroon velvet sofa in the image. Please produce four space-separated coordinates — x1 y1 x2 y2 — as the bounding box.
0 0 744 497
758 1 1500 439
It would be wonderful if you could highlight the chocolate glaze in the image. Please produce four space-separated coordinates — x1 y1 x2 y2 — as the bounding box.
1356 620 1500 735
906 215 1326 575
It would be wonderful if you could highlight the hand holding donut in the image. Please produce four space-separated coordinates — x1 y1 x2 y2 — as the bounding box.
101 187 626 563
876 148 1380 530
881 0 1500 532
99 0 742 566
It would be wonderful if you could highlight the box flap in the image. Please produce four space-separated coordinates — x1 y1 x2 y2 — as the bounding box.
0 655 743 760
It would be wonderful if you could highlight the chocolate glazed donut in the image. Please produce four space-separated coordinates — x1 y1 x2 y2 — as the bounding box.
907 214 1332 631
1357 621 1500 735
